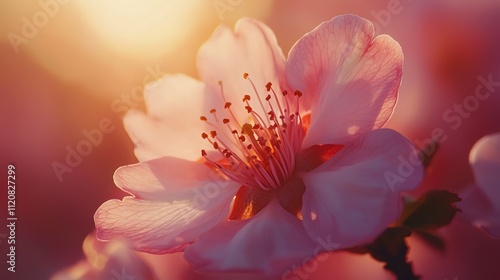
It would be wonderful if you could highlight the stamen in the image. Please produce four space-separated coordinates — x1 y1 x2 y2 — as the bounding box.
199 74 305 191
245 74 271 126
210 108 219 122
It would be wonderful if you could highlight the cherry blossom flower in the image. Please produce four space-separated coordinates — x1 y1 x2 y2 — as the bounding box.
94 15 423 274
461 132 500 238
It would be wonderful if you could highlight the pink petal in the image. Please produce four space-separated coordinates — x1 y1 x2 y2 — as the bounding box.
481 222 500 239
124 74 208 161
460 185 500 239
184 199 319 275
113 156 234 200
286 15 403 148
197 18 286 121
459 184 494 225
469 132 500 207
300 129 423 248
95 157 239 253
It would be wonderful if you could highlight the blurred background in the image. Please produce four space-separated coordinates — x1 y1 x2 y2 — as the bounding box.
1 0 500 279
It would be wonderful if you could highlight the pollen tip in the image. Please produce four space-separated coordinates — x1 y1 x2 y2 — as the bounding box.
282 90 288 96
223 118 230 124
201 150 207 157
210 131 217 138
224 102 232 109
243 73 249 79
218 80 222 85
265 82 272 91
210 108 217 114
266 94 271 101
200 116 207 121
294 90 303 97
241 123 254 136
201 132 208 139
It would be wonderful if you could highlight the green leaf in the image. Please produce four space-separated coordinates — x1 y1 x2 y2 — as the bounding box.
413 229 446 251
366 227 420 280
402 190 462 230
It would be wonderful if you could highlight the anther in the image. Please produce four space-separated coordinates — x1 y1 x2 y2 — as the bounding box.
241 123 254 136
266 82 272 91
210 131 217 138
294 90 303 97
201 133 208 139
200 116 207 121
223 118 230 124
224 102 232 109
243 73 249 79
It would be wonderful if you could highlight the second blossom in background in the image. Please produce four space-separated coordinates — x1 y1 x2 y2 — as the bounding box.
461 132 500 238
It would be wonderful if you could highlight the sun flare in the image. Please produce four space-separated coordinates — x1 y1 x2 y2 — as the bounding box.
77 0 202 58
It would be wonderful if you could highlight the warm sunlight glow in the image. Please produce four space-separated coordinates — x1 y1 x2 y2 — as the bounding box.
77 0 202 58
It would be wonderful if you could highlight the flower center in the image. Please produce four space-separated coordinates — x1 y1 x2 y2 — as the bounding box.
200 73 304 191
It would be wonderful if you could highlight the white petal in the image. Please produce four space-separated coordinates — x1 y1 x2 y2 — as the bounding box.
124 74 208 161
286 15 403 147
184 200 319 275
469 132 500 208
197 18 286 122
95 157 239 253
300 129 423 248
